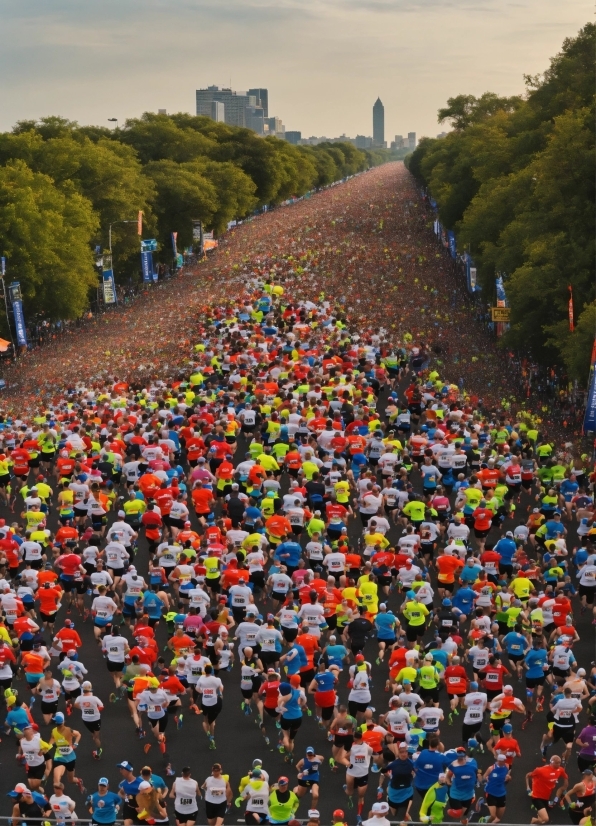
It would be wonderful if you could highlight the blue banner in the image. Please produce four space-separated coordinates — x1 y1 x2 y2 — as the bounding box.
12 299 27 346
141 239 157 253
141 251 153 283
447 231 456 259
171 232 178 258
102 270 117 305
584 357 596 432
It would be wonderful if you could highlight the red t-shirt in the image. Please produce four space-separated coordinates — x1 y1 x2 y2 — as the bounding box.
530 765 567 799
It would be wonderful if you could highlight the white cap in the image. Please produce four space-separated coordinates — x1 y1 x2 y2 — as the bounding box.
82 681 92 690
577 668 587 677
138 781 152 791
372 802 389 814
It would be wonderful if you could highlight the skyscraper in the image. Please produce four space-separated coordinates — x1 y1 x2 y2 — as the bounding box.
196 86 259 128
408 132 417 150
248 88 268 118
373 98 385 147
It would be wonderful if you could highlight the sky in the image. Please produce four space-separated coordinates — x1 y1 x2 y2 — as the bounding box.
0 0 591 141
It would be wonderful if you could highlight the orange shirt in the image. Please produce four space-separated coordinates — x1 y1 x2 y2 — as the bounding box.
296 633 319 670
22 651 46 674
192 488 214 515
38 586 62 614
265 515 291 539
435 554 463 583
169 634 194 655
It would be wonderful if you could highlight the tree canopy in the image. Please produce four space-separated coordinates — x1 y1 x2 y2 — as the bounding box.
406 23 595 381
0 111 390 322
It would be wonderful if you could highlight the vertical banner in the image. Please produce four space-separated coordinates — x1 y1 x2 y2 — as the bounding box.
469 267 477 291
141 251 153 283
568 285 575 332
0 257 5 276
102 270 117 304
137 211 143 236
495 275 508 338
583 340 596 432
192 220 204 256
8 282 27 346
447 230 456 259
171 232 178 258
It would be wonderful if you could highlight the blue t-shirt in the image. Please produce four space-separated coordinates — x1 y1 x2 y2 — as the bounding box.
485 763 509 797
280 685 302 720
459 565 481 584
274 541 302 567
525 648 548 679
544 521 565 540
119 776 143 801
90 791 121 824
494 538 516 563
449 758 478 800
284 643 307 675
414 749 451 790
502 632 528 657
314 671 336 692
375 612 397 639
142 592 164 620
560 480 578 502
325 644 347 668
5 706 30 729
452 586 476 613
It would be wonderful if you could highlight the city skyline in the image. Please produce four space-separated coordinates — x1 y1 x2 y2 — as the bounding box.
0 0 590 139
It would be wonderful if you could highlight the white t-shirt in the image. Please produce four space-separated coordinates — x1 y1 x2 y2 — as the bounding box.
74 693 103 721
196 675 223 706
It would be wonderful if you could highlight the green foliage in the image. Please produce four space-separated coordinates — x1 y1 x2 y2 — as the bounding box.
0 108 388 321
0 160 98 320
407 23 596 381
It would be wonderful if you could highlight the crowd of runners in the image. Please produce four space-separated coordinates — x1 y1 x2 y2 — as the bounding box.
0 165 594 826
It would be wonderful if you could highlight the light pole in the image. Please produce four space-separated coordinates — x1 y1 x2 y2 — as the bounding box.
108 118 118 129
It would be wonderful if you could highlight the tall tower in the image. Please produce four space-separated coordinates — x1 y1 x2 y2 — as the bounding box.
373 97 385 147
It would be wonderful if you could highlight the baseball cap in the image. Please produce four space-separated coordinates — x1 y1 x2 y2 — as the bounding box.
98 778 109 786
138 781 152 791
53 712 65 724
505 531 514 538
502 723 513 733
117 761 134 772
82 681 92 690
308 810 321 819
333 811 345 819
8 783 30 798
372 802 389 814
118 510 125 517
470 681 478 690
503 685 513 693
278 776 289 785
306 746 315 754
496 754 507 761
438 773 447 782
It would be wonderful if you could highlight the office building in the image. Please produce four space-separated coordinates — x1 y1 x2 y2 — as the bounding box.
209 101 225 122
265 116 285 138
196 86 257 128
355 135 373 149
408 132 416 149
391 135 404 150
158 109 167 115
285 131 301 145
373 98 385 147
248 88 268 118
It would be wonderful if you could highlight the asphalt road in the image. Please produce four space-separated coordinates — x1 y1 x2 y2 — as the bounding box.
1 420 593 826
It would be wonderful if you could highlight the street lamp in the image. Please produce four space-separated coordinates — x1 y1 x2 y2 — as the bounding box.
108 118 118 129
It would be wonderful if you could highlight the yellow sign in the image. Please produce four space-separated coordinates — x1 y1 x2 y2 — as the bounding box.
491 307 511 322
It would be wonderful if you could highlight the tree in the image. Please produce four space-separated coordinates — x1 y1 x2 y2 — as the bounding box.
185 159 257 234
143 160 219 250
0 160 98 320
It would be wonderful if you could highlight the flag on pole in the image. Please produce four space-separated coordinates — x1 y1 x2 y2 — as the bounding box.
568 285 574 332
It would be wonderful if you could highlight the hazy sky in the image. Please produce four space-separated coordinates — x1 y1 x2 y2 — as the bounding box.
0 0 590 141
